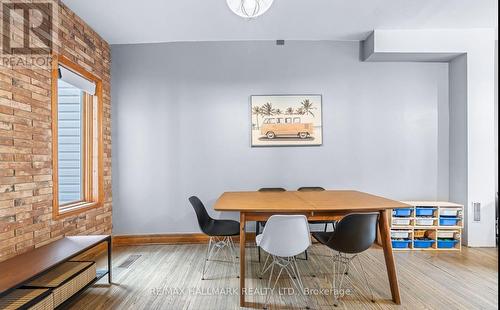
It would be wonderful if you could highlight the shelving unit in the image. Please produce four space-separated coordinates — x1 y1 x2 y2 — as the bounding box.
390 201 463 251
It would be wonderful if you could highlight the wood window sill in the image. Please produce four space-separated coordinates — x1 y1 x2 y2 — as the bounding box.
54 202 101 219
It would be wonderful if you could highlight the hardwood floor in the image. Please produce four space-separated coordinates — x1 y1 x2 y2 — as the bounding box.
70 243 498 310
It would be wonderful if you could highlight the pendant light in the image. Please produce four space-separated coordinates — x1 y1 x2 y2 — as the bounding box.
226 0 274 18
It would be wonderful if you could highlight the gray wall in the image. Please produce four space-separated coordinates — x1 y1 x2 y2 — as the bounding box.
111 41 449 235
448 54 469 243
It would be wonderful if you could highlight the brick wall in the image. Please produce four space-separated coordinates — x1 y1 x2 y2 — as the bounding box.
0 1 112 262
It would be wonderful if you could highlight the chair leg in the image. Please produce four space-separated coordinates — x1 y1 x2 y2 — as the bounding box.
264 257 276 309
330 252 375 306
256 222 261 262
227 237 239 278
259 253 271 279
331 252 349 307
201 237 214 280
263 256 308 309
353 255 375 302
201 236 238 280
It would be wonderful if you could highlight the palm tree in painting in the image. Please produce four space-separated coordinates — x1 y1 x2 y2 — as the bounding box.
285 107 294 115
275 108 283 115
296 107 305 115
261 102 276 117
252 106 262 129
300 99 315 117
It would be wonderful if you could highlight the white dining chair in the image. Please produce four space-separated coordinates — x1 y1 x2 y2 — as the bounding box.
256 214 311 308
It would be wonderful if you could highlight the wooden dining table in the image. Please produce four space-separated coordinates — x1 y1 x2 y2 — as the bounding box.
214 190 409 307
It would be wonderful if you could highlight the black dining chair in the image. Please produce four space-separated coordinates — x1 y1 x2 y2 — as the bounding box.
256 188 286 262
312 213 378 306
189 196 240 280
297 187 337 232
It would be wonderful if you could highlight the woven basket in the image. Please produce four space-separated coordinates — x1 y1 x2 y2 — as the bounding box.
0 288 53 310
413 230 426 238
25 261 96 307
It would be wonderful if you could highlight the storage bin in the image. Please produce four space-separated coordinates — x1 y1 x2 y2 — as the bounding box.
437 231 457 239
0 288 53 310
415 207 437 217
392 239 411 249
437 239 459 249
391 230 411 239
392 218 411 226
415 218 435 226
439 217 460 226
392 208 412 217
413 239 435 248
440 208 461 217
24 261 96 307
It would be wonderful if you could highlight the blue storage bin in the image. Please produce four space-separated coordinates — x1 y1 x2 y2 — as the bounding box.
392 239 411 249
437 239 459 249
413 239 435 248
415 207 437 217
392 208 412 217
440 217 460 226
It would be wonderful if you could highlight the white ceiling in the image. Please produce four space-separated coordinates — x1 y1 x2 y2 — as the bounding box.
62 0 498 45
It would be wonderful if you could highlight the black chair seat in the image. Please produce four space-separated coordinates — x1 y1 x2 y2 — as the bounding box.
321 213 379 254
189 196 240 237
315 213 379 304
312 231 333 245
189 196 239 281
206 219 240 236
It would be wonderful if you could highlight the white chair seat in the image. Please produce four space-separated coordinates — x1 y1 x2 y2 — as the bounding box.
259 215 311 258
257 215 311 308
256 234 263 246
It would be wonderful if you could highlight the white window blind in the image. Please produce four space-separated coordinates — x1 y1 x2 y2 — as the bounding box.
59 66 96 95
57 80 83 204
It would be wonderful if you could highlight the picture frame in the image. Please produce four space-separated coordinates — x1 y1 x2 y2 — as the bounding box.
250 95 323 147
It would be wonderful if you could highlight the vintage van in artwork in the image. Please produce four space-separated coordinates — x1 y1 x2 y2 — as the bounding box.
260 117 314 139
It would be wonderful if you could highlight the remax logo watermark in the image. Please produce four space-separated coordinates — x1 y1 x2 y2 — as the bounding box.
1 0 58 68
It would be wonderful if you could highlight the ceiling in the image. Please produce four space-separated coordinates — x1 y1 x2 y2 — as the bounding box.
62 0 498 45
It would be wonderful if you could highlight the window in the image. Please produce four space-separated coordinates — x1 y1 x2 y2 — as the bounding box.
285 118 292 124
57 80 83 204
293 117 301 123
51 55 103 218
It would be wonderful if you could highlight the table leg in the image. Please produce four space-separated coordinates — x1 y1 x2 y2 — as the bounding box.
107 237 112 283
239 212 246 307
379 209 401 304
376 225 382 246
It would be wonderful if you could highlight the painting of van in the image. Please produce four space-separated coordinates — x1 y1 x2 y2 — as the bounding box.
251 95 322 146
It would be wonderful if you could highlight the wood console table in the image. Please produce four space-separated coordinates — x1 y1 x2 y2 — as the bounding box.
0 235 111 306
214 190 408 308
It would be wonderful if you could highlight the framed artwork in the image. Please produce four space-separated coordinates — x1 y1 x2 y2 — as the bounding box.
251 95 323 147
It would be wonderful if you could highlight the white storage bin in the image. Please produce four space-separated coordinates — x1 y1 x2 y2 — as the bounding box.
391 230 411 239
440 208 461 217
437 231 457 239
392 218 411 226
415 218 435 226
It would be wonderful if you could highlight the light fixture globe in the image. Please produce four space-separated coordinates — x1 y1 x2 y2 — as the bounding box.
226 0 274 18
